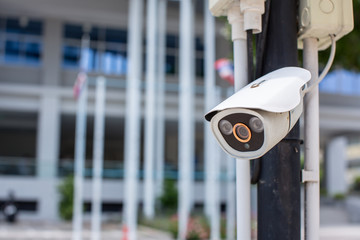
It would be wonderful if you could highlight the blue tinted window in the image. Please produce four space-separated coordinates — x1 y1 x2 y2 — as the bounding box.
90 27 100 41
63 45 80 68
164 35 204 76
166 35 178 48
195 37 204 76
0 17 5 32
6 18 42 35
0 17 43 66
5 41 20 62
166 55 176 74
63 24 83 39
62 24 128 75
320 70 360 96
4 40 42 65
24 42 41 63
106 28 127 43
102 51 127 75
195 37 204 51
196 58 204 77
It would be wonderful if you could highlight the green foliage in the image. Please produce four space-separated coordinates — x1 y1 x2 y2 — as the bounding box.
333 193 346 200
169 215 210 240
159 180 178 211
220 217 227 239
139 215 173 233
58 175 74 221
186 217 210 240
320 188 328 196
168 215 179 238
352 175 360 192
219 0 360 71
319 0 360 71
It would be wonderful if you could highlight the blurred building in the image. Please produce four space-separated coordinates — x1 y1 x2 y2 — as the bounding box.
319 70 360 194
0 0 232 220
0 0 359 221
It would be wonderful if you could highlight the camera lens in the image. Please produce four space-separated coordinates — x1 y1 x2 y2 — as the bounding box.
233 123 251 143
236 125 249 139
219 120 233 135
249 117 264 133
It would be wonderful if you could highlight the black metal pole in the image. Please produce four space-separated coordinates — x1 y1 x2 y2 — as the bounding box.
257 0 301 239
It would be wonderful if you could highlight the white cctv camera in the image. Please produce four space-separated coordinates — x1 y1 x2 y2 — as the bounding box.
205 67 311 160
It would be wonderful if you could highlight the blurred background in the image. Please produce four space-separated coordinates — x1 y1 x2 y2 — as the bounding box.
0 0 359 239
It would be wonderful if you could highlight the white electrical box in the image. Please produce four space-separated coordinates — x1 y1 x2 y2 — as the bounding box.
209 0 235 16
298 0 354 50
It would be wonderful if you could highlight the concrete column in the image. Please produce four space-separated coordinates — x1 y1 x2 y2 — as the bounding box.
42 19 62 86
35 18 62 221
36 93 60 178
35 92 60 220
36 178 59 220
326 136 348 196
37 19 62 172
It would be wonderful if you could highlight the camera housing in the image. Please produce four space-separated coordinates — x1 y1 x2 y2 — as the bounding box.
205 67 311 159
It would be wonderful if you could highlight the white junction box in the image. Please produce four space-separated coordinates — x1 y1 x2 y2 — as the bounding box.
298 0 354 50
209 0 235 16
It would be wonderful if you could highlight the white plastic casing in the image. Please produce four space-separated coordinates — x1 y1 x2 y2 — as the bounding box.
205 67 311 119
240 0 265 33
227 2 246 40
298 0 354 50
210 108 289 159
209 0 235 16
205 67 311 159
209 103 303 159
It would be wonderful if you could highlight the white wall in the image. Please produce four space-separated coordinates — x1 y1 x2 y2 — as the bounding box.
0 177 229 220
326 136 348 196
0 65 41 85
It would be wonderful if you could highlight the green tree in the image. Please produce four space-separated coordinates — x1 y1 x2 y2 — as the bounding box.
319 0 360 71
58 175 74 220
159 179 178 211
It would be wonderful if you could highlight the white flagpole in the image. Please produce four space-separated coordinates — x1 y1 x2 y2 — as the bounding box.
144 0 158 219
178 0 195 239
122 0 144 239
204 1 221 239
72 33 90 240
155 0 167 198
91 76 106 240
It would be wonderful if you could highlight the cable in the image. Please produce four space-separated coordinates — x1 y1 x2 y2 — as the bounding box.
247 30 254 83
250 0 271 184
250 158 261 184
304 34 336 94
247 30 262 185
255 0 271 79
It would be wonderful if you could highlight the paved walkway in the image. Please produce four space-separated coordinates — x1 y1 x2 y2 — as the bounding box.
0 204 359 240
320 226 360 240
318 203 360 240
0 222 172 240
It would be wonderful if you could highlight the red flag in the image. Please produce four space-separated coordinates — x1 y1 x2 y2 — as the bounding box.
215 58 234 85
73 71 87 99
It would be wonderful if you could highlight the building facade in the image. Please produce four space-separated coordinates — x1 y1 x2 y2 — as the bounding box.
0 0 359 221
0 0 233 220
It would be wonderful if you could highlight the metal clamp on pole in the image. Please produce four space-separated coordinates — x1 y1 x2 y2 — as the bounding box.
301 170 319 183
